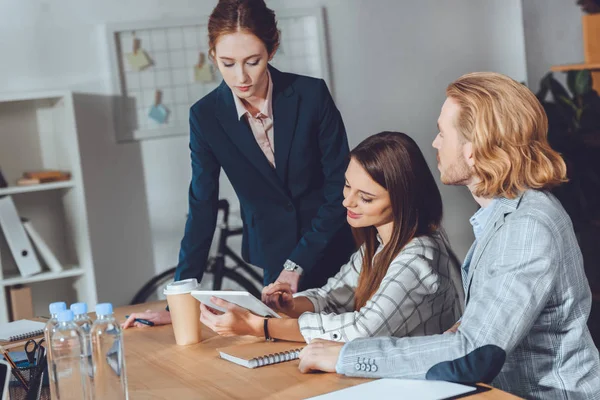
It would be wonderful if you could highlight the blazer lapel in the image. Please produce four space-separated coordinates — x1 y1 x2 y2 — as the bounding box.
215 80 286 196
464 194 524 304
270 66 299 185
461 241 477 297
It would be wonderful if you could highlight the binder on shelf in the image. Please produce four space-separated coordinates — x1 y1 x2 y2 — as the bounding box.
0 196 42 277
22 218 63 273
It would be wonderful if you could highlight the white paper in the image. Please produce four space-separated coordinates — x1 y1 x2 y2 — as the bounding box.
307 378 477 400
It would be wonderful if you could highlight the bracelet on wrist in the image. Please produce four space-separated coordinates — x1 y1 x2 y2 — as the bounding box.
263 317 275 341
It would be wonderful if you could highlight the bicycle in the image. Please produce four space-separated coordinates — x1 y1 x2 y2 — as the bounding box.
130 199 263 304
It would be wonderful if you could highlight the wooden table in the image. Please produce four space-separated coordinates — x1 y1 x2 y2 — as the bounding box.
118 302 520 399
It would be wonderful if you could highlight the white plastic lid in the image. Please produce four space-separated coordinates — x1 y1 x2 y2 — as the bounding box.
163 278 199 295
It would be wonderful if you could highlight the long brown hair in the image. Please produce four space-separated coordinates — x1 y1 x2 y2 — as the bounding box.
208 0 280 59
352 132 444 310
447 72 567 198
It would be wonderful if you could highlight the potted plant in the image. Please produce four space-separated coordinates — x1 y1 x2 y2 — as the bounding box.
578 1 600 88
578 0 600 14
536 70 600 294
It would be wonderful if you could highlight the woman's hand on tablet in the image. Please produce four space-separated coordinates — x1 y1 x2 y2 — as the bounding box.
200 297 263 337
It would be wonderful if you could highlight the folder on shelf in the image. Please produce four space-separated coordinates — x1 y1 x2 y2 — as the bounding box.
0 196 42 277
22 219 63 273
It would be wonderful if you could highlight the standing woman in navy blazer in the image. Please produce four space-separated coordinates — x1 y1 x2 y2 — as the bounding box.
124 0 354 329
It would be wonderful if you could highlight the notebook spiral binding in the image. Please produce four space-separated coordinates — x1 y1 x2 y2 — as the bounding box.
8 329 44 342
249 349 302 368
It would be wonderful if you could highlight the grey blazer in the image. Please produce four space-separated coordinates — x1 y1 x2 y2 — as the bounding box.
335 190 600 400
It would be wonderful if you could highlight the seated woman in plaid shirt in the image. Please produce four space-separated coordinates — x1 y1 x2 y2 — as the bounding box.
200 131 464 343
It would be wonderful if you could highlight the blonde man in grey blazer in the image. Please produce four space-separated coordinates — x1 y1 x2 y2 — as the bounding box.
297 72 600 400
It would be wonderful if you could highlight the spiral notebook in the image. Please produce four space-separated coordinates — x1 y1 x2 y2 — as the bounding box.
0 320 46 342
217 341 305 369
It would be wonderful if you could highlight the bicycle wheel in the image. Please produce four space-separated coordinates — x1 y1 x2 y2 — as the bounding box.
199 268 262 298
130 267 177 305
130 262 262 304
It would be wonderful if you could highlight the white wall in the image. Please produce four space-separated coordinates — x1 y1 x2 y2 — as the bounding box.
522 0 585 92
0 0 527 306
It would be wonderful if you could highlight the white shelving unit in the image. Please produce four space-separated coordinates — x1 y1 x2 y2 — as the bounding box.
0 90 97 323
0 181 76 196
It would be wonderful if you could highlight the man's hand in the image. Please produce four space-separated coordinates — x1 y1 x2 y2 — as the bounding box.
298 339 344 374
275 269 301 293
121 309 171 329
200 297 263 337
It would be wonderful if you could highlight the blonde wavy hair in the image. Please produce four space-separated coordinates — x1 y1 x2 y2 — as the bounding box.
447 72 567 198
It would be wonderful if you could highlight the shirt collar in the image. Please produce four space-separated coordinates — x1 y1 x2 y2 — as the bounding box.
469 199 498 241
233 69 273 120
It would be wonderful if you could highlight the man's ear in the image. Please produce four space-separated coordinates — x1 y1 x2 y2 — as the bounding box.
463 141 475 168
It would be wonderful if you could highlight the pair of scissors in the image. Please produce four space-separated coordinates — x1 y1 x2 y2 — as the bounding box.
24 338 45 367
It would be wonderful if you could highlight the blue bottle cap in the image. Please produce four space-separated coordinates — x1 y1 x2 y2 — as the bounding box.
95 303 113 316
70 302 88 315
49 302 67 315
57 310 74 322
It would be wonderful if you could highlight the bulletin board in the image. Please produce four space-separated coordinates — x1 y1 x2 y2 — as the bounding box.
105 8 331 142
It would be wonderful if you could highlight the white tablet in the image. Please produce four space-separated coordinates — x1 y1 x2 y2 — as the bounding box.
191 290 281 318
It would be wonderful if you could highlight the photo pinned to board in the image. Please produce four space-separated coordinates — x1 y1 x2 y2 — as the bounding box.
194 52 214 83
148 90 169 124
125 34 152 72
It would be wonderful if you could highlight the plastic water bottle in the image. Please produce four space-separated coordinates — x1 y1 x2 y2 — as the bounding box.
45 302 67 400
44 302 67 344
91 303 128 400
49 310 91 400
71 302 94 398
71 303 93 355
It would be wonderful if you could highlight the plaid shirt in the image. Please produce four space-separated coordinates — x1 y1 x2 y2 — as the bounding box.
336 191 600 400
295 232 463 343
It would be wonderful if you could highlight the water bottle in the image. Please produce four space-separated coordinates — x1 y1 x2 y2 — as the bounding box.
91 303 128 400
71 302 94 398
49 310 91 400
71 302 93 330
45 302 67 400
71 303 93 354
44 302 67 344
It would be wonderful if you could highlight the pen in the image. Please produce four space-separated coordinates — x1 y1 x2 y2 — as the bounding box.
0 344 29 391
125 315 155 326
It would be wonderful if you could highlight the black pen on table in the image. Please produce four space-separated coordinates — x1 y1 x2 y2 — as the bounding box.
125 315 155 326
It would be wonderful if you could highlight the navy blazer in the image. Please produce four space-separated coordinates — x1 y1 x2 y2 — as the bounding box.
175 66 355 289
